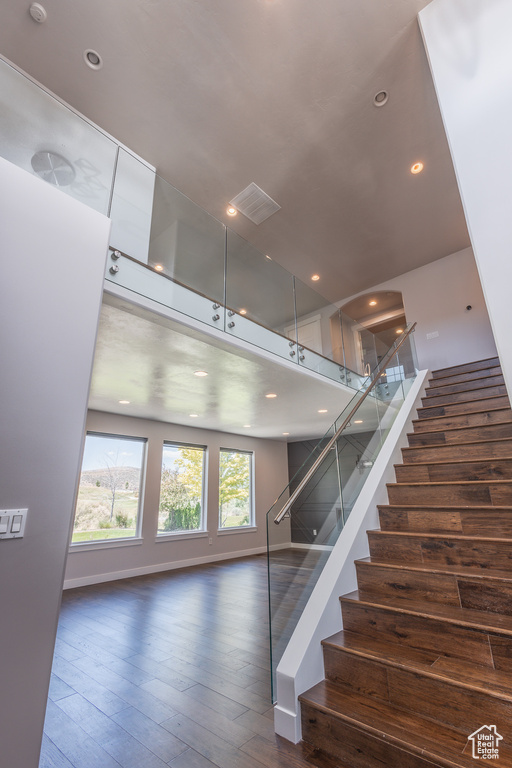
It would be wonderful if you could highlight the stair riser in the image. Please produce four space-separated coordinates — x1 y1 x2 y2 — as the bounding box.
432 357 500 379
395 460 512 483
417 395 510 419
402 440 512 464
340 599 510 669
356 562 512 615
421 385 507 407
387 482 512 506
412 409 512 434
301 705 438 768
323 648 512 739
368 532 512 571
378 507 512 537
428 367 502 388
408 422 512 447
424 375 504 398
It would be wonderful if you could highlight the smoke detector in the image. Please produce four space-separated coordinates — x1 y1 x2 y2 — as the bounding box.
229 183 281 225
29 3 47 23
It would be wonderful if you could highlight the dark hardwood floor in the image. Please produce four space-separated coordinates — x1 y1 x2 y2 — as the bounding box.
40 555 327 768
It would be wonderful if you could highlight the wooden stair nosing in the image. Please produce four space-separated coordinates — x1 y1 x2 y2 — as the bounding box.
322 627 512 704
431 356 501 379
300 681 488 768
411 406 512 429
368 528 512 543
420 384 507 406
417 394 510 417
403 435 512 453
427 367 502 389
356 556 512 582
406 419 512 442
423 376 505 398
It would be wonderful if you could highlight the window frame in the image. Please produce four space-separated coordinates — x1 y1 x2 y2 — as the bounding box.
218 447 255 532
157 440 207 538
70 431 147 548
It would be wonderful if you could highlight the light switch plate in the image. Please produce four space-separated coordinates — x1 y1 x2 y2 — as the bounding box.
0 509 28 539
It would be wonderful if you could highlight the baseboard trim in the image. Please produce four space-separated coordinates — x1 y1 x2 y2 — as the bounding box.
63 542 289 589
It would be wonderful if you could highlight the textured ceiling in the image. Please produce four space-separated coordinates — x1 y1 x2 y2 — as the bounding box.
0 0 470 304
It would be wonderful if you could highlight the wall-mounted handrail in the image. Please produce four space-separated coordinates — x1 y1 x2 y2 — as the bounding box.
273 322 417 524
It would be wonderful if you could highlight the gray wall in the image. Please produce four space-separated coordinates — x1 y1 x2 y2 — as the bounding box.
65 410 291 586
0 159 110 767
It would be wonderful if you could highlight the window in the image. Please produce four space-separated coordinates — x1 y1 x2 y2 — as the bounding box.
158 443 206 535
219 449 253 529
72 433 146 544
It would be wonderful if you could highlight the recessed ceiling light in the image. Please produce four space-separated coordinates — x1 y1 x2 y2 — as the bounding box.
243 424 251 428
354 419 363 424
373 90 388 107
369 300 377 306
189 413 199 418
194 370 208 377
318 409 328 413
154 264 164 272
265 393 277 399
411 162 424 174
84 49 103 70
239 308 247 315
118 400 130 405
283 432 290 436
227 206 237 216
265 254 272 260
311 274 320 281
396 328 404 334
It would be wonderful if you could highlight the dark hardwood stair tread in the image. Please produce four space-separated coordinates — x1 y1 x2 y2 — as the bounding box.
407 418 512 439
387 478 512 487
431 357 500 379
403 436 512 452
340 589 512 635
412 406 511 427
300 681 487 768
394 457 512 468
357 556 512 582
427 367 502 388
368 528 512 542
322 628 512 701
424 380 505 398
418 394 509 416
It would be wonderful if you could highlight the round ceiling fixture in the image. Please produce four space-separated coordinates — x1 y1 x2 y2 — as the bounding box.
154 264 164 271
369 300 377 306
226 206 237 216
84 49 103 70
373 90 388 107
29 3 47 22
31 151 76 186
311 274 320 281
411 162 424 174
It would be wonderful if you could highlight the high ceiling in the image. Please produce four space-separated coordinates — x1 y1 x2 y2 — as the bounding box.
0 0 469 304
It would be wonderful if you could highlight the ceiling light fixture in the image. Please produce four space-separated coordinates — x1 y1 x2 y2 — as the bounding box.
189 413 199 418
194 370 208 377
354 419 363 424
311 274 320 282
283 432 290 436
154 264 164 272
411 162 424 174
373 90 388 107
369 300 377 306
226 206 237 216
84 49 103 70
318 409 328 413
239 309 247 315
265 393 277 399
396 328 404 334
118 400 130 405
243 424 251 428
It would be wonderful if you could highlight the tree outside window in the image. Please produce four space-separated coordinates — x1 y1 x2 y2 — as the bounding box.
158 443 205 534
219 449 253 529
72 433 146 544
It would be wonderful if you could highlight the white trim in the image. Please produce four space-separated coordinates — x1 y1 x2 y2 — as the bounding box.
63 543 286 590
155 531 209 542
69 537 143 553
290 543 333 552
217 526 257 535
273 370 429 743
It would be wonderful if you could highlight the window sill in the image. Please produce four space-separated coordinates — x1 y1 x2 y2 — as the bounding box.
217 526 257 535
156 531 209 542
69 537 143 553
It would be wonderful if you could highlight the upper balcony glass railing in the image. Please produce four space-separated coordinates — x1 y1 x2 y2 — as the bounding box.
0 55 395 390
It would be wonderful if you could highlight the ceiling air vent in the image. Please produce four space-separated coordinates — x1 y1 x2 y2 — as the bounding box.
229 183 281 225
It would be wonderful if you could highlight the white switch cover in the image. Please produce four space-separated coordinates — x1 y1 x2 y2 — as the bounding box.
0 509 27 539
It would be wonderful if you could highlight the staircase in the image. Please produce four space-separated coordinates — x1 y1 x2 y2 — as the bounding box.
299 356 512 767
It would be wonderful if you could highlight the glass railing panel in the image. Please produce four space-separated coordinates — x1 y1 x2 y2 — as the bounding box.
267 326 418 700
225 230 297 362
109 148 156 265
339 309 380 377
147 174 226 307
0 58 118 215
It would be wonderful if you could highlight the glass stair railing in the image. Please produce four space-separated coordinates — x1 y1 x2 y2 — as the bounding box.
266 323 418 701
0 54 400 391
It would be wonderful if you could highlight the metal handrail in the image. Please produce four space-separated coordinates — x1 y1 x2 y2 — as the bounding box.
273 322 417 524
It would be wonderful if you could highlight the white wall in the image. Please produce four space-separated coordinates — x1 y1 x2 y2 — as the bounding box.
0 159 110 768
419 0 512 395
65 410 291 586
338 247 496 374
